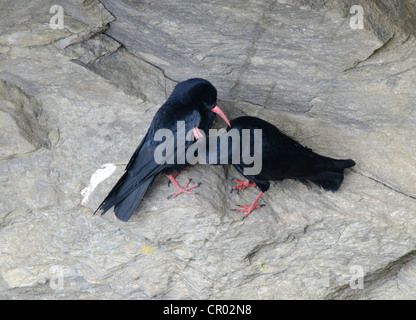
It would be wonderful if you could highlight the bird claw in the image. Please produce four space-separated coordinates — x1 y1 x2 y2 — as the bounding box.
231 179 257 193
167 172 180 187
232 203 265 219
167 167 190 187
167 179 200 199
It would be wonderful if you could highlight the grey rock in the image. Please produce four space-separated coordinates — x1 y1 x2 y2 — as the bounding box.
0 0 415 299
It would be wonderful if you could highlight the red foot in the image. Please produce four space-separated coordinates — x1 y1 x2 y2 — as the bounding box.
165 174 200 199
167 166 190 187
233 192 264 219
232 179 256 193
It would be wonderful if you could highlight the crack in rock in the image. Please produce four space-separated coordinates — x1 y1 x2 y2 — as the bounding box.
343 33 396 73
352 169 416 201
326 250 416 299
0 80 57 154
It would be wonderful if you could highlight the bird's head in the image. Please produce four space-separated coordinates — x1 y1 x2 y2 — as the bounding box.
174 78 231 128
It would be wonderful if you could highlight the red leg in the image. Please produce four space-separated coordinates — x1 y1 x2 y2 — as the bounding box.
232 178 257 193
233 192 265 219
165 173 200 199
167 166 190 186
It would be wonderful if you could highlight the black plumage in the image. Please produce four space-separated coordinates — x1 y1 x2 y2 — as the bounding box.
207 116 355 218
95 78 230 221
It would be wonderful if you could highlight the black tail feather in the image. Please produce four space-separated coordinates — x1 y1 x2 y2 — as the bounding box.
313 157 355 171
94 171 129 216
113 176 154 221
307 158 355 192
331 159 356 170
95 173 155 221
306 170 345 191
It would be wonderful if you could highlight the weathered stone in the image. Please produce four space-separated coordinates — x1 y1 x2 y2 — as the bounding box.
0 0 415 300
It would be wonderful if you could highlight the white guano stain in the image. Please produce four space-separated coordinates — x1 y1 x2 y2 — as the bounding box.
81 163 117 205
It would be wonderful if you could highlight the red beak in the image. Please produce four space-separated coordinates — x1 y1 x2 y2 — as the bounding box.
211 105 231 127
193 126 203 140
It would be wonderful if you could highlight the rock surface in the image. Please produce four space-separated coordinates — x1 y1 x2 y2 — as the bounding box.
0 0 415 299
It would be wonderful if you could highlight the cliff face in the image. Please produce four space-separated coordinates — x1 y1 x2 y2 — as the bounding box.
1 0 415 299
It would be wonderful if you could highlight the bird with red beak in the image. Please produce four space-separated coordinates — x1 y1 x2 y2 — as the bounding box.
96 78 230 221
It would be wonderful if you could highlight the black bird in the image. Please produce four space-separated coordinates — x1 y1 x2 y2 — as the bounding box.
95 78 231 221
206 116 355 219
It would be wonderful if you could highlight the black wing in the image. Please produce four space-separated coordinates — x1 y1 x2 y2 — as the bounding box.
96 109 201 220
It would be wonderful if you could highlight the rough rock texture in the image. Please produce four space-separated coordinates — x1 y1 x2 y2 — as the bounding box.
0 0 415 299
